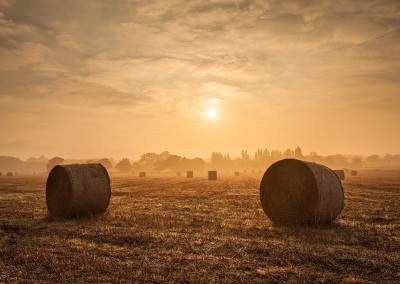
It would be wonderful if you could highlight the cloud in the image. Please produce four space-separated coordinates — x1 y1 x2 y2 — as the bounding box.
202 81 253 100
0 0 400 157
56 33 89 54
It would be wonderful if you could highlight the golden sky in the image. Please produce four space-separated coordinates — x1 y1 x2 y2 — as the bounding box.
0 0 399 159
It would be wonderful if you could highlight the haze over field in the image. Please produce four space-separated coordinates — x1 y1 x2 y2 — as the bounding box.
0 0 399 159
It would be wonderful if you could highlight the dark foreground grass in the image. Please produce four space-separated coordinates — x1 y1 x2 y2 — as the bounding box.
0 171 399 283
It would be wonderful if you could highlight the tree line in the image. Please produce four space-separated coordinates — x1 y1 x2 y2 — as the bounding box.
1 147 400 174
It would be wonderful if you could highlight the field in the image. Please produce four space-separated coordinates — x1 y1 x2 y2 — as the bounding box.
1 170 399 283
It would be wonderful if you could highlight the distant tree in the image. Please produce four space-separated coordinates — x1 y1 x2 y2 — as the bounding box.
270 150 282 161
0 156 23 173
366 155 381 167
211 152 232 169
294 146 303 158
137 151 171 171
98 158 113 170
139 152 158 163
37 155 49 163
159 151 171 160
383 154 393 167
254 148 272 167
283 149 294 158
155 155 182 171
351 156 362 168
326 154 350 168
241 150 249 161
255 149 263 162
116 158 133 173
190 158 205 171
47 157 64 172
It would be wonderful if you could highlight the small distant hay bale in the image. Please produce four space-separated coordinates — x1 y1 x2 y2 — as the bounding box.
333 170 345 181
0 172 2 176
234 171 240 177
139 172 146 177
186 171 193 178
351 170 358 176
14 172 18 176
260 159 344 226
176 172 181 177
6 172 13 176
46 164 111 218
208 171 217 180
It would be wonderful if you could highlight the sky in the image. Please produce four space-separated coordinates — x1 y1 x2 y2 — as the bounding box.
0 0 399 160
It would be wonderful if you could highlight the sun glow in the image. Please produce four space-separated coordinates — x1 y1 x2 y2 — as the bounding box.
207 108 217 119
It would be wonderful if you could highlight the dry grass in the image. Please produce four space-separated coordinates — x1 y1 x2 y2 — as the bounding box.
0 171 399 283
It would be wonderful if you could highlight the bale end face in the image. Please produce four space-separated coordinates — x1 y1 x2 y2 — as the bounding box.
186 171 193 178
333 170 345 180
208 171 217 180
46 166 73 217
139 172 146 177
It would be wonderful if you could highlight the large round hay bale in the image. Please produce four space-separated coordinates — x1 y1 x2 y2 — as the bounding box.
139 172 146 177
351 170 357 176
46 163 111 218
234 171 240 177
260 159 344 225
6 172 12 176
333 170 345 180
208 170 217 180
186 171 193 178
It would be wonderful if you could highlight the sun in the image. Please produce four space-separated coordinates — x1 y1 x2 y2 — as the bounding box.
207 108 217 119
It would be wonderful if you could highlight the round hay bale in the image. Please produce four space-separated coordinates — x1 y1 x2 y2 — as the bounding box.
186 171 193 178
139 172 146 177
351 170 357 176
208 170 217 180
333 170 345 181
260 159 344 225
234 171 240 177
6 172 12 176
46 163 111 218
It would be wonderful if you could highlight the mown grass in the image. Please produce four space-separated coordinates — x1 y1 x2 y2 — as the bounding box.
0 171 399 283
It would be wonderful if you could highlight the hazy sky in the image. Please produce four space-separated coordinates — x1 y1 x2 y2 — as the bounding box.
0 0 399 160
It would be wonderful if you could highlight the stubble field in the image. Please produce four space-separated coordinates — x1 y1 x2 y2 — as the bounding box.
0 170 399 283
